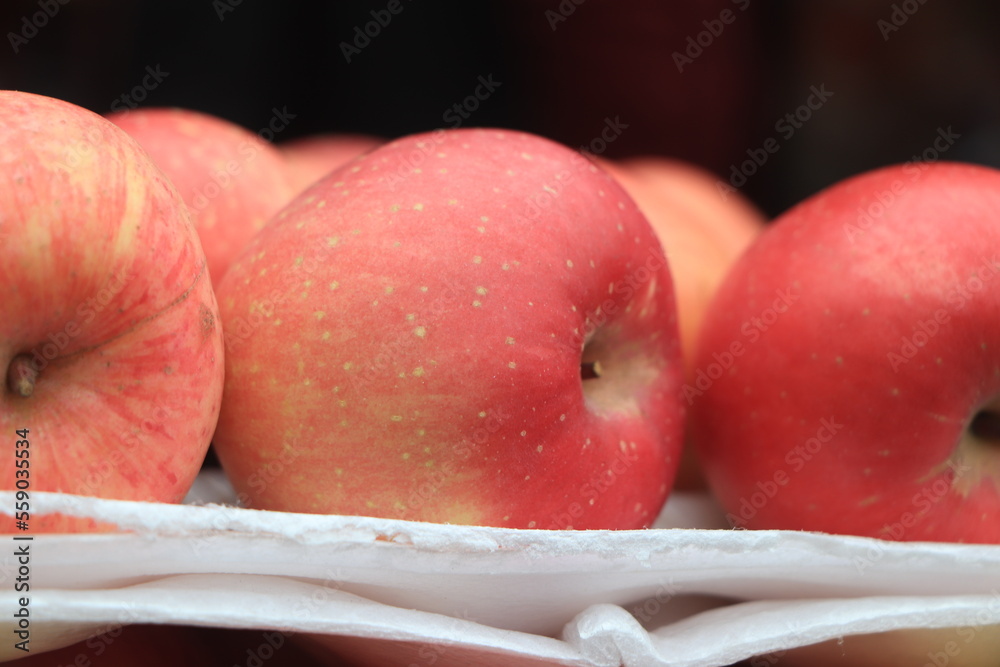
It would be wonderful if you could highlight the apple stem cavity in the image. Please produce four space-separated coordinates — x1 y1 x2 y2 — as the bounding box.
970 409 1000 446
5 355 39 398
581 360 603 381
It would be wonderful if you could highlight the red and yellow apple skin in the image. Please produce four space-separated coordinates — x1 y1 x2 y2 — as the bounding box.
214 128 685 530
690 162 1000 543
0 92 224 532
279 133 383 193
107 107 296 287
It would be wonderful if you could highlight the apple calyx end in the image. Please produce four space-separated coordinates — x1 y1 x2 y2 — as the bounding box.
5 355 38 398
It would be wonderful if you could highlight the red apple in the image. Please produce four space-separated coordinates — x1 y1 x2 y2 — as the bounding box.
107 107 296 287
280 133 384 193
0 91 224 533
213 128 685 530
596 156 767 490
690 161 1000 543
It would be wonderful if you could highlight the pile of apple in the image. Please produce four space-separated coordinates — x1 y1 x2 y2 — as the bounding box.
2 90 997 544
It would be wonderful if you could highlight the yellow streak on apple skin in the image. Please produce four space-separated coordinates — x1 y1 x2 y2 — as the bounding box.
113 170 146 257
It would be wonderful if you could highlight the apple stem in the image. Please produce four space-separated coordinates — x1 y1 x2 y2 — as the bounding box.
581 360 602 381
6 355 38 398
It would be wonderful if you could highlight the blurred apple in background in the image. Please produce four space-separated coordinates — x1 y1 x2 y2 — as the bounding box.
597 156 767 489
107 107 297 287
213 128 685 530
0 91 224 533
280 133 384 192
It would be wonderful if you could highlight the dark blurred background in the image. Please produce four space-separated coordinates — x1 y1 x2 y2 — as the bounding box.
1 0 1000 218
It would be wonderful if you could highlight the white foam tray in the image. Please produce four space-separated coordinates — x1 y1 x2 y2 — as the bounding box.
3 473 999 666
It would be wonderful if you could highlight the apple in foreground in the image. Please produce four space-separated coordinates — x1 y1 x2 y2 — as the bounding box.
213 128 685 529
280 132 383 193
690 161 1000 542
107 107 296 287
0 91 224 532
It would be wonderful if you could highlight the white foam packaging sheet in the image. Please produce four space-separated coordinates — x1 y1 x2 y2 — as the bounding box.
2 475 1000 666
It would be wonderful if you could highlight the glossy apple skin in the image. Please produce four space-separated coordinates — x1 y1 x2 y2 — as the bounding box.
214 128 684 530
0 92 224 532
691 161 1000 543
107 107 296 287
280 133 383 193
